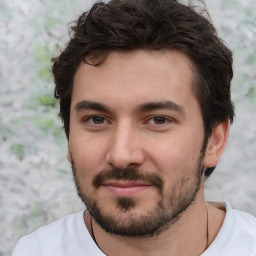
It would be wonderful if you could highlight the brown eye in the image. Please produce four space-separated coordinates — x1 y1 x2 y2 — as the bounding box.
153 116 167 124
84 116 106 125
92 116 105 124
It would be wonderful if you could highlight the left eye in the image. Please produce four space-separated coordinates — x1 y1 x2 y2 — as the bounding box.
149 116 168 125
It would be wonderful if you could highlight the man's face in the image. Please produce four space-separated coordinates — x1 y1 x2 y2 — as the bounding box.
69 50 207 236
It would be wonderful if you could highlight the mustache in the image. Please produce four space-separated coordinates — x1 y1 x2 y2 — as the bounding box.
92 168 163 191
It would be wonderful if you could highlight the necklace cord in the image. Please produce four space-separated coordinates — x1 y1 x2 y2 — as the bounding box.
205 204 209 251
90 216 99 247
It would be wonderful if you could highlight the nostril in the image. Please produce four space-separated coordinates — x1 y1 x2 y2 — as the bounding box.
106 146 145 169
105 127 145 168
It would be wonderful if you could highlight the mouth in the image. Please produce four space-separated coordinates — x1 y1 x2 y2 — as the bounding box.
102 180 152 197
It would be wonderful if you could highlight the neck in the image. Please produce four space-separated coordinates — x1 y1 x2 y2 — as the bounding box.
86 198 210 256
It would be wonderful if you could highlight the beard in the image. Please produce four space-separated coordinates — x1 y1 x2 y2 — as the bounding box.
72 153 205 238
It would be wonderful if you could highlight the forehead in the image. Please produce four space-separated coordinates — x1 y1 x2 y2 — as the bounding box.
72 50 197 110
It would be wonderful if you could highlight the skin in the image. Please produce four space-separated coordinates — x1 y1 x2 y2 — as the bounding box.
68 50 229 256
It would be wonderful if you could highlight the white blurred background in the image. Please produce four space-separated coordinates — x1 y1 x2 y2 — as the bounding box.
0 0 255 255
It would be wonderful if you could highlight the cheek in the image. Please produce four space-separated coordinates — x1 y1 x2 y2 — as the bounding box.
149 135 201 176
69 136 107 178
151 136 192 161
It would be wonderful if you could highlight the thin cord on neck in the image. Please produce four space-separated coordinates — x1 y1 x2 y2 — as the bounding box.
205 204 209 251
90 216 99 247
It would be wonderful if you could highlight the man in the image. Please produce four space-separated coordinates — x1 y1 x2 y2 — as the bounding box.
13 0 256 255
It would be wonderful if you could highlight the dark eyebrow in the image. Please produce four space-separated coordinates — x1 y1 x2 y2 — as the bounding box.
137 101 185 114
75 100 185 115
75 100 111 113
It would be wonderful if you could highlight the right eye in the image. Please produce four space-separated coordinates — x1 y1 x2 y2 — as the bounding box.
84 115 107 125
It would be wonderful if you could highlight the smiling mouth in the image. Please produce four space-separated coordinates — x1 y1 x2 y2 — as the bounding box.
102 181 152 197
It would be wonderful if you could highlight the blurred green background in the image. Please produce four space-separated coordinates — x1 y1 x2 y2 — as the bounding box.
0 0 255 255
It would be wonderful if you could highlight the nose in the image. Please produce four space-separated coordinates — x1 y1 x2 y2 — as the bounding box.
106 123 145 169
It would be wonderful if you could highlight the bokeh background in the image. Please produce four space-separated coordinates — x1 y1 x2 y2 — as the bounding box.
0 0 255 255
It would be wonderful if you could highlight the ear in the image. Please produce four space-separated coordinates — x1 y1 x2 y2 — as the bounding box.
203 119 230 168
67 148 72 163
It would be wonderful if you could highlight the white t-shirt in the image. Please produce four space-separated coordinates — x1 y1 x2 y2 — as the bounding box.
12 202 256 256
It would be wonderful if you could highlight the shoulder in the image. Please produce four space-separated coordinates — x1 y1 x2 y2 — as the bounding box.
209 201 256 231
233 207 256 224
219 201 256 242
12 210 91 256
232 206 256 238
204 201 256 256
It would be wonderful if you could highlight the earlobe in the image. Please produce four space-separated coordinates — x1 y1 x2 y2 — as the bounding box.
67 149 72 163
203 119 230 168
